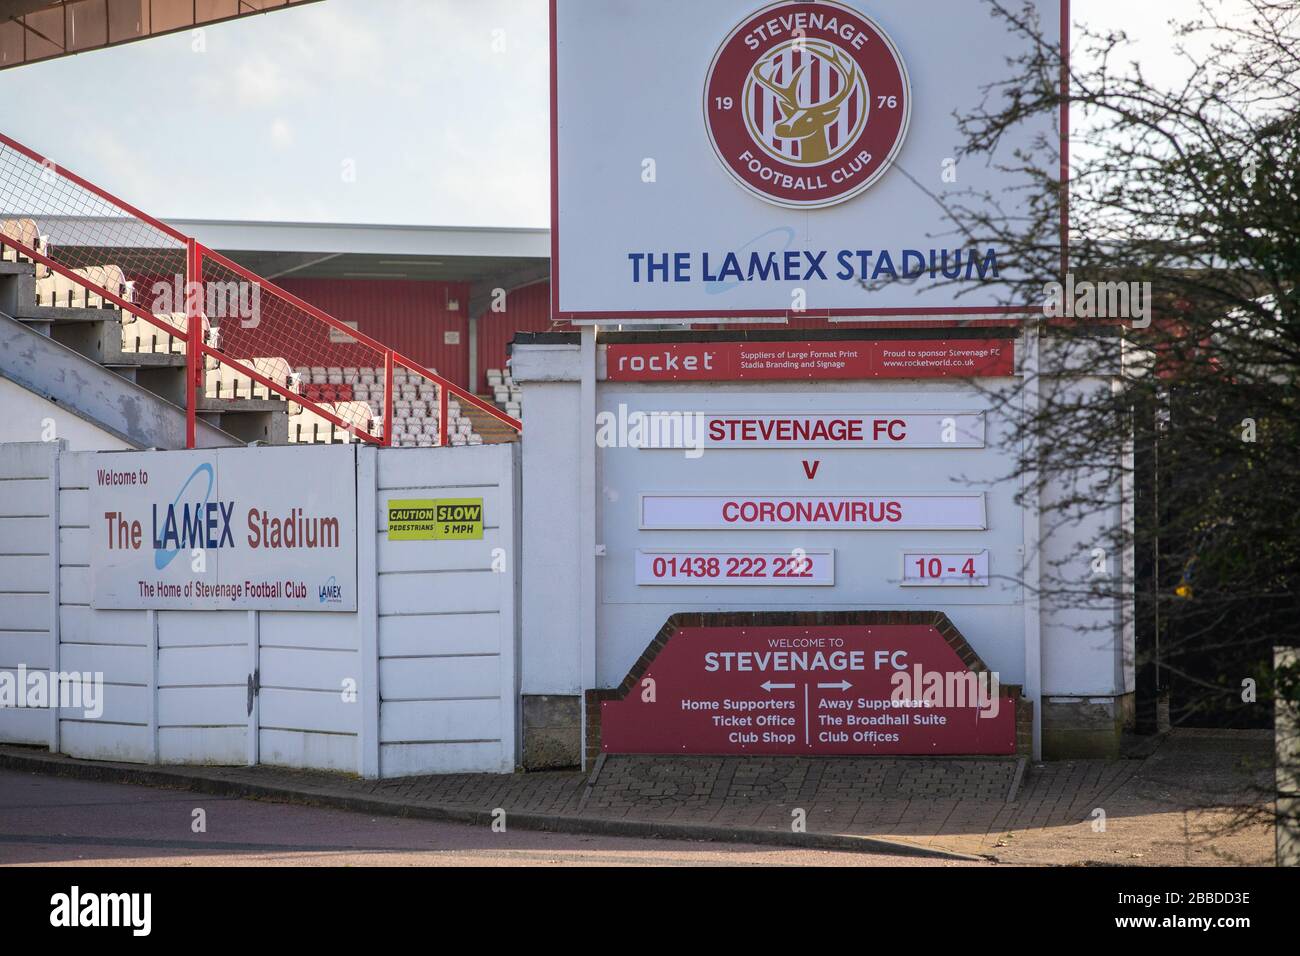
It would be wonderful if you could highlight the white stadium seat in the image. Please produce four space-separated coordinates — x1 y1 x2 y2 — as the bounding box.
289 400 373 445
1 218 49 277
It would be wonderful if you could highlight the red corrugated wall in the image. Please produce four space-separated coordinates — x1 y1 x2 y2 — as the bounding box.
476 280 555 387
274 277 472 388
163 272 557 392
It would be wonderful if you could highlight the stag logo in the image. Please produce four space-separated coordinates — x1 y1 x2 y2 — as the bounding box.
704 0 911 209
747 41 865 166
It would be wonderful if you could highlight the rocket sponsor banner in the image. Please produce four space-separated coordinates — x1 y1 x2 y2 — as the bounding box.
90 446 357 611
635 549 835 586
599 624 1018 755
553 0 1063 320
605 340 1014 381
633 411 984 449
639 493 986 530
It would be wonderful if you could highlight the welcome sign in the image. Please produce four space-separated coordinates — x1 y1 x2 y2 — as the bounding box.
89 445 358 611
599 621 1018 755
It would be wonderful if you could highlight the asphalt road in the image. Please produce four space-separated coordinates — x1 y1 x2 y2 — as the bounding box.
0 769 976 867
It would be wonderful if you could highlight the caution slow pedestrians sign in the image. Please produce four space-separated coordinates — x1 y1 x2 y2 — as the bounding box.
388 498 484 541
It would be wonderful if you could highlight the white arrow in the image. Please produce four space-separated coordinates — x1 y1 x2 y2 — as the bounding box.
817 680 852 691
761 681 796 692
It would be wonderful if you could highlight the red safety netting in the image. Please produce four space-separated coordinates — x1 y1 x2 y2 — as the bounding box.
0 133 186 339
0 130 520 448
199 247 386 441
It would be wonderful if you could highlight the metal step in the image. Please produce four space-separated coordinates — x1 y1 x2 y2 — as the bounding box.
197 396 289 445
2 263 318 448
465 397 521 443
0 270 202 409
0 267 120 323
0 308 238 450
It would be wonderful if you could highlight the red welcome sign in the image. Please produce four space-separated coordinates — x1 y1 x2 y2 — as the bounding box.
600 624 1017 755
605 339 1014 381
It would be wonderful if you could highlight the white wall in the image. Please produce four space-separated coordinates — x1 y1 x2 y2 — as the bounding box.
376 444 519 775
596 380 1027 688
515 338 1133 728
0 441 520 777
518 376 583 696
0 442 58 746
1039 375 1131 696
0 379 132 451
59 448 153 760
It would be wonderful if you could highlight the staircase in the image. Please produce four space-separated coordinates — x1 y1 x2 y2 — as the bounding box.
0 130 520 452
0 260 243 449
465 398 521 444
1 256 286 444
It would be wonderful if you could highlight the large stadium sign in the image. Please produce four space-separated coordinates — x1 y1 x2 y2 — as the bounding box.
551 0 1064 322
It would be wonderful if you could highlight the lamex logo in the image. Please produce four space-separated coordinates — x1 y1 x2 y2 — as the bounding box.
703 0 911 209
151 463 235 570
318 576 343 604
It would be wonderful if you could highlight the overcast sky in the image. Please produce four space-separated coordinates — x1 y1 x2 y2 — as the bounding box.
0 0 1233 229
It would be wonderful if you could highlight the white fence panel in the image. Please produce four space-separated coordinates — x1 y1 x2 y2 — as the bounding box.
256 610 362 772
0 444 57 745
376 443 519 775
0 440 519 778
379 612 500 657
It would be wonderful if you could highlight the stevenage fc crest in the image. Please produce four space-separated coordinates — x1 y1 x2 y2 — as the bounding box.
704 0 911 209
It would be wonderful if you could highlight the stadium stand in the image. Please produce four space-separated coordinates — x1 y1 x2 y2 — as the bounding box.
1 220 496 446
1 218 47 275
288 365 485 447
485 366 523 422
5 226 487 446
1 132 522 451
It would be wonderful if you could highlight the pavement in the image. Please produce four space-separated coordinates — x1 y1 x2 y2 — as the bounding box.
0 729 1277 866
0 771 961 867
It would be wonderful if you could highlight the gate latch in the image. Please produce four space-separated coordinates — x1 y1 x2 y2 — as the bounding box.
246 668 260 716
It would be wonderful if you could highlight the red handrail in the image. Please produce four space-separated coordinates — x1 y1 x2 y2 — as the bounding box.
0 234 183 339
186 238 200 448
0 130 522 449
0 131 189 243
